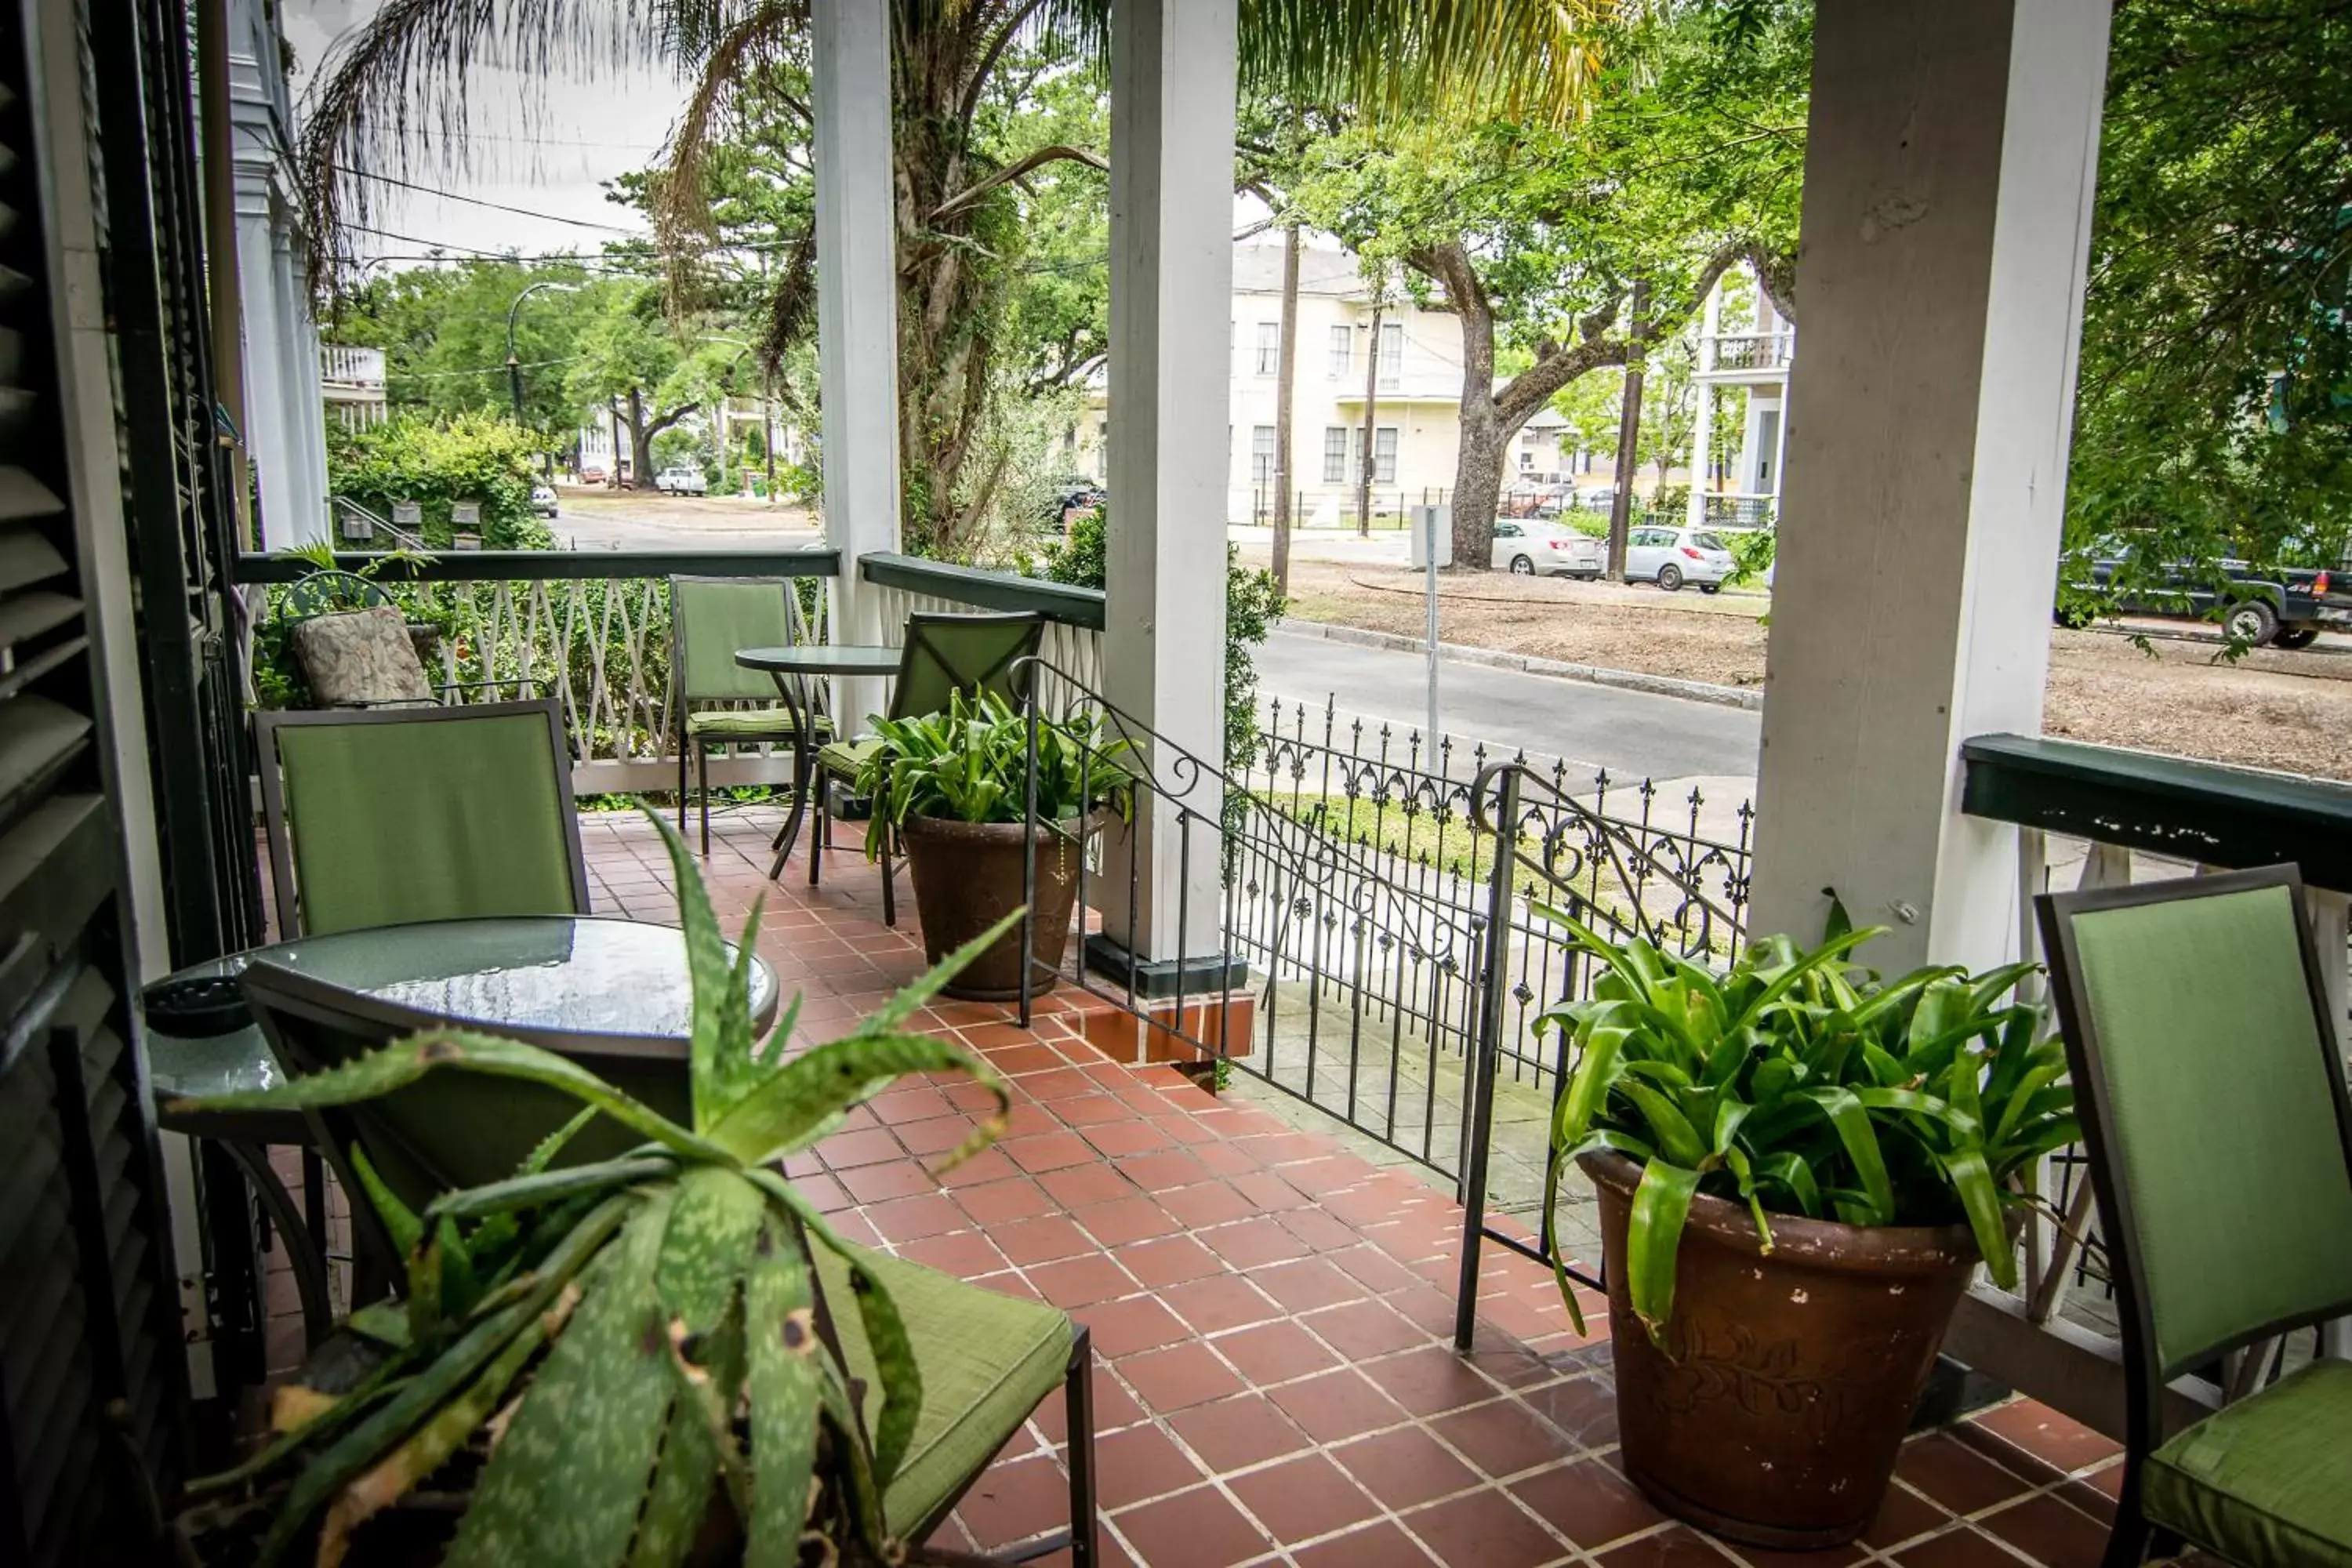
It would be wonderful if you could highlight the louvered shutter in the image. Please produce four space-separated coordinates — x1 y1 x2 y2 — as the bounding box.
0 5 189 1561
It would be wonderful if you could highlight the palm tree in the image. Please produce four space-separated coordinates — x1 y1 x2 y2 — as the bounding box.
299 1 1606 556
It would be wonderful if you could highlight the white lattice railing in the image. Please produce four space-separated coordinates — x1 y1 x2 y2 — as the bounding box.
239 552 839 791
858 554 1106 719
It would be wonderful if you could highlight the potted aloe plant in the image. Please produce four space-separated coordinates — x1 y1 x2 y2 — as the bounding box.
857 688 1133 1000
1539 906 2078 1550
168 813 1018 1567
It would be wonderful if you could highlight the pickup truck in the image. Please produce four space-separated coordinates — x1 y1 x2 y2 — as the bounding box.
2066 557 2352 649
655 465 710 496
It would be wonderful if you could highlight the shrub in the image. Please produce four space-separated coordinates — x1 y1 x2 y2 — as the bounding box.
328 413 555 550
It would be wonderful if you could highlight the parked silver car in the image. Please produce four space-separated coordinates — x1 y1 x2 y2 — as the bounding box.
1492 518 1605 579
1627 524 1737 592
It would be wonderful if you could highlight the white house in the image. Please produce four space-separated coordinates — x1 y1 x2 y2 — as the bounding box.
1687 269 1793 527
1073 242 1689 524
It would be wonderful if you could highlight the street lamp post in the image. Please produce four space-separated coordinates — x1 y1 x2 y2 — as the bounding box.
505 280 579 426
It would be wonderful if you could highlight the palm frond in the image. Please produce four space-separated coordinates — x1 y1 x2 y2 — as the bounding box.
1237 0 1610 126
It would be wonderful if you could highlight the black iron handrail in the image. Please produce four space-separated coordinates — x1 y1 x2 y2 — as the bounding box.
231 548 842 585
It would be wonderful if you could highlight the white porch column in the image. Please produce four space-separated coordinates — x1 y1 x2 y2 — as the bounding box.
810 0 902 731
1748 0 2111 973
273 227 328 543
234 191 296 546
1098 0 1235 967
1687 285 1722 528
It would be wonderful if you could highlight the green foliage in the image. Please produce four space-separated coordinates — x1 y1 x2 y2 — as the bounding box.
1041 505 1287 777
172 811 1021 1565
1725 527 1776 587
1539 912 2075 1343
855 688 1135 857
2067 0 2352 602
326 413 554 550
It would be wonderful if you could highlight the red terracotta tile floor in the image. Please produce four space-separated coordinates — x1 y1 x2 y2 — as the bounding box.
584 809 2171 1565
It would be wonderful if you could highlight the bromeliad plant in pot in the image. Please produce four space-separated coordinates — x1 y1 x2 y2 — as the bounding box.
169 814 1018 1568
857 689 1134 1001
1540 907 2078 1550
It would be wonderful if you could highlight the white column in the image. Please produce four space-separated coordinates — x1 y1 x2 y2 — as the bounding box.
1100 0 1235 966
811 0 902 729
273 225 328 545
1685 383 1712 530
1748 0 2111 974
234 191 296 547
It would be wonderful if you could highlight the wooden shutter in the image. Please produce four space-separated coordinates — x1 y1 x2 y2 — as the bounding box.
0 0 189 1559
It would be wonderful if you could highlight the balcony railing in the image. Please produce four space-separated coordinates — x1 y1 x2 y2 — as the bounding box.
233 550 839 791
318 344 386 387
1701 330 1795 373
1953 732 2352 1437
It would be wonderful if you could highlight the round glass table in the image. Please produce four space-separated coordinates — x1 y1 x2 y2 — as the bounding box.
147 916 780 1348
735 644 902 879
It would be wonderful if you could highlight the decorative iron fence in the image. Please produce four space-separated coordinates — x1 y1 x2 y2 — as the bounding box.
1011 673 1755 1195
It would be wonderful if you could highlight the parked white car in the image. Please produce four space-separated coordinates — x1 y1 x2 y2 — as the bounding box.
529 483 559 518
1493 519 1605 579
655 465 710 495
1626 524 1737 592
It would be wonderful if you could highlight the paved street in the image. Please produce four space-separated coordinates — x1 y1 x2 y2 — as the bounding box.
1255 623 1761 786
548 488 821 553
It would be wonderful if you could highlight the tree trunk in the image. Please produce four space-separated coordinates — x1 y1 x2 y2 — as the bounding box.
1271 222 1301 594
608 400 625 488
1452 403 1508 571
1606 280 1650 580
1357 303 1382 538
626 387 655 490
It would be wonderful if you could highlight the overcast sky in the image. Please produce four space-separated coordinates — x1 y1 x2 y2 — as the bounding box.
285 0 685 265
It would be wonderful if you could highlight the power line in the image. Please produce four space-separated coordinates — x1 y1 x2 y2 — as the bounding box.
347 169 645 234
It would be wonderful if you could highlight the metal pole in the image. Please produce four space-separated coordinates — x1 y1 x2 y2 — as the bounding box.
1424 504 1441 746
1455 762 1522 1351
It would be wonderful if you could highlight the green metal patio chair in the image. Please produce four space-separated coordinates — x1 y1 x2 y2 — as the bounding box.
2038 864 2352 1568
670 573 830 857
255 699 590 938
811 610 1044 925
240 958 1099 1566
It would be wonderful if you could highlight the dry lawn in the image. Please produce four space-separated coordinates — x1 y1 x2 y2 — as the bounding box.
1265 557 2352 782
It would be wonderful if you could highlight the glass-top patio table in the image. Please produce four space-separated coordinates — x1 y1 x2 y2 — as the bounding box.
146 916 780 1346
735 642 902 879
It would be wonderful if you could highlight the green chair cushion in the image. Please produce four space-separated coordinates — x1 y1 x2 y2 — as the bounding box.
818 737 883 779
814 1243 1073 1537
2146 1358 2352 1567
686 706 832 739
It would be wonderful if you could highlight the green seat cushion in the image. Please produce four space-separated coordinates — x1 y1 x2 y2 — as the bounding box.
2146 1358 2352 1566
686 706 832 739
815 1243 1072 1537
818 737 883 779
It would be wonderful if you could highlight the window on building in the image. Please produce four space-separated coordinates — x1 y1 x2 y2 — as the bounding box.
1374 426 1398 484
1251 425 1276 485
1255 322 1281 376
1378 322 1403 389
1327 325 1352 379
1323 426 1349 484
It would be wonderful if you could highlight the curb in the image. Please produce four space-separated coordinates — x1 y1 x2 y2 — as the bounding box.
1277 618 1765 712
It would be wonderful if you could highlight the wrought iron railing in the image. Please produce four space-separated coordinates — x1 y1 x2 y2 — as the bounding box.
232 550 839 788
1008 671 1756 1192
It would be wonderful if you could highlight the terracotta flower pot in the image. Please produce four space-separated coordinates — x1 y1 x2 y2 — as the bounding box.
900 814 1097 1000
1580 1149 1982 1549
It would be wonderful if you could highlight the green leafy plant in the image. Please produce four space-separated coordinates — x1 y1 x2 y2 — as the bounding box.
854 688 1134 858
170 811 1018 1567
1540 908 2078 1344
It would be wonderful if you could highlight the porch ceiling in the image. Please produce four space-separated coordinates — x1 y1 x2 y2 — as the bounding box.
543 807 2161 1568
